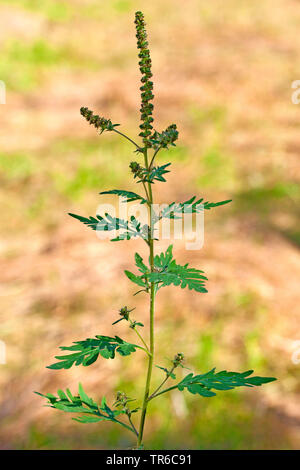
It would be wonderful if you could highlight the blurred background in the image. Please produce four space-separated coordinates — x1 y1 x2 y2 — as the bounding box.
0 0 299 450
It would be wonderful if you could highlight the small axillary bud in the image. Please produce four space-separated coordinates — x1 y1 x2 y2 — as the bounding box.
119 306 130 321
114 391 132 415
173 352 184 367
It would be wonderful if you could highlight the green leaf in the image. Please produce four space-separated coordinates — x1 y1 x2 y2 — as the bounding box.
57 389 68 400
159 197 232 219
135 253 149 274
150 245 207 293
124 270 148 289
73 415 104 423
125 252 150 292
137 163 171 184
125 246 207 293
78 383 98 408
156 365 176 380
47 335 138 370
148 163 171 183
177 369 276 397
203 200 232 210
153 245 174 270
35 386 134 432
100 189 147 204
69 212 147 242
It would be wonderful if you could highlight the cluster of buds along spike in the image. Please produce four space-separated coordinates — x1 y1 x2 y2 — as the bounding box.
150 124 179 149
129 161 145 180
135 11 154 148
80 107 119 134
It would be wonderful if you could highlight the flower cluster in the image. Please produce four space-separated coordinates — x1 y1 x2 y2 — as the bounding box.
135 11 154 148
80 107 119 134
173 352 184 367
114 392 138 417
150 124 179 149
112 306 135 325
129 161 144 180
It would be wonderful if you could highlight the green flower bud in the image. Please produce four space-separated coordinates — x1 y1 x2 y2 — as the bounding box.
80 107 119 134
135 11 155 148
150 124 179 149
173 352 184 366
119 306 130 320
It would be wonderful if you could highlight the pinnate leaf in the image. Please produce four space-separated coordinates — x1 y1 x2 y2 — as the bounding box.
150 245 207 293
125 246 207 293
159 197 231 219
69 212 147 241
35 384 134 432
100 189 147 204
47 335 138 370
177 369 276 397
137 163 171 184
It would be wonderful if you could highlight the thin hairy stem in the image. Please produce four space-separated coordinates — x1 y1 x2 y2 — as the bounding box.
141 181 150 204
149 145 162 169
148 384 178 401
128 414 139 437
112 128 142 150
135 345 152 357
148 366 176 401
129 318 150 353
137 148 156 447
115 418 138 434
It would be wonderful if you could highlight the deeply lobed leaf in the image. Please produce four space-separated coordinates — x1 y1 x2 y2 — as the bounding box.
125 246 207 293
177 369 276 397
47 335 138 370
100 189 147 204
136 163 172 184
35 384 133 432
159 197 232 220
69 212 148 241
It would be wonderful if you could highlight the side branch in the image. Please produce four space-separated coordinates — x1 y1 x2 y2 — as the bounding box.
148 366 176 400
148 384 178 401
112 128 142 150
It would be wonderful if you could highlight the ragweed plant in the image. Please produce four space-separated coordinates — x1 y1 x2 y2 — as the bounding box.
36 12 276 449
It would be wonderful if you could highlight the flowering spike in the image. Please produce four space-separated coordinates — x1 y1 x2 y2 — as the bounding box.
150 124 179 149
135 11 154 149
80 107 119 134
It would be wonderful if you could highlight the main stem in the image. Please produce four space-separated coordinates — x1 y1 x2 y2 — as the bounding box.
137 148 155 447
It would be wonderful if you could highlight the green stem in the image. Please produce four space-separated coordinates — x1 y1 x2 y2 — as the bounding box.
148 366 176 401
141 181 151 205
148 384 178 401
137 148 155 448
114 418 138 434
112 128 141 150
149 145 162 169
135 345 152 357
128 414 139 437
129 319 150 353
